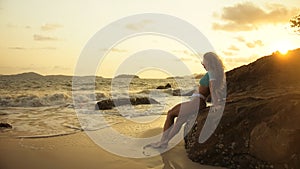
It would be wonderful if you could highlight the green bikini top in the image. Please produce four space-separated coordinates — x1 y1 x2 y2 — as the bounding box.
199 71 215 87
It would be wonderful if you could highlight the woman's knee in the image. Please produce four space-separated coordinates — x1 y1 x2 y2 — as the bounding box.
169 103 181 112
167 109 178 119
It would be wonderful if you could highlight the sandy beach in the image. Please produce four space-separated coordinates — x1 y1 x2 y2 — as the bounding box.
0 117 224 169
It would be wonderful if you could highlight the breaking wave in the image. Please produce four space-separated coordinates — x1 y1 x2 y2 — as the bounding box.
0 93 71 107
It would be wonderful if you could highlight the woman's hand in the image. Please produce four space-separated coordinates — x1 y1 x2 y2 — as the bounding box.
211 104 222 112
149 141 168 149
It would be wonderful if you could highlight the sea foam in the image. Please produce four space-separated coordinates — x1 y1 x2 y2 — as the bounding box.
0 93 71 107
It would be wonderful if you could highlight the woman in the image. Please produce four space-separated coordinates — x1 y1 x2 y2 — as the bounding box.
150 52 225 149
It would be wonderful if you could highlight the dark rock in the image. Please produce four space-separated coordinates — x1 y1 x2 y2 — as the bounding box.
172 89 181 96
156 83 172 89
165 83 171 88
130 97 159 105
0 122 12 129
96 97 159 110
156 86 165 89
184 48 300 169
172 89 195 96
95 99 114 110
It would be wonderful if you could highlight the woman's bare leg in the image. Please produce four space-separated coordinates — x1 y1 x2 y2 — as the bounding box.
163 103 181 131
159 103 181 143
150 103 181 148
152 98 200 148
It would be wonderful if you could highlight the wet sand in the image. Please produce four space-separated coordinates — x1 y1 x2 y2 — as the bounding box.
0 117 225 169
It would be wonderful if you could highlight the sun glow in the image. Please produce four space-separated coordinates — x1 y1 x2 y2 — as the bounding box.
272 40 293 55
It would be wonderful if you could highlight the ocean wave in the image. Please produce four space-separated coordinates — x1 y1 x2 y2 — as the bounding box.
137 88 195 97
0 91 108 107
72 92 107 102
0 93 71 107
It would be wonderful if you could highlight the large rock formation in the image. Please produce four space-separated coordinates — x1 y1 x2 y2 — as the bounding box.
184 49 300 169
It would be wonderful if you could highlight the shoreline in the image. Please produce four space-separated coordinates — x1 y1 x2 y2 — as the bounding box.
0 116 225 169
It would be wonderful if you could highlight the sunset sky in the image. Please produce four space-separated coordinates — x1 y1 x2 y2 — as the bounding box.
1 0 300 78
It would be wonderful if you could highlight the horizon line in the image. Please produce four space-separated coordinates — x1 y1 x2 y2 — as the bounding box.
0 71 207 79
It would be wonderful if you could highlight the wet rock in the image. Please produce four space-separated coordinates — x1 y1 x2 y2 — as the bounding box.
156 83 171 89
172 89 181 96
96 99 114 110
0 122 12 129
96 97 159 110
172 89 195 96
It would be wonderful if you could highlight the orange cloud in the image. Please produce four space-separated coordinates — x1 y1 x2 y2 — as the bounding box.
212 2 299 31
212 22 255 31
111 48 127 53
41 24 63 31
235 36 246 42
246 40 264 48
8 46 56 50
228 45 240 51
8 47 26 50
222 51 235 56
33 34 59 41
125 19 153 31
99 48 127 53
172 50 202 57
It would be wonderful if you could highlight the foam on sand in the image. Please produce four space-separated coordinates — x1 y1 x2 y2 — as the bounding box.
0 116 225 169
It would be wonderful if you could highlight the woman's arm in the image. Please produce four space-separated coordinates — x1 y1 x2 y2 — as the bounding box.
209 80 219 106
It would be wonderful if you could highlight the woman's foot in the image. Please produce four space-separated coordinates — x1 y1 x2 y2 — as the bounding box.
149 141 168 149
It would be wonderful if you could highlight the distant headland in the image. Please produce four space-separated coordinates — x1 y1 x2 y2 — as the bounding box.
113 74 140 79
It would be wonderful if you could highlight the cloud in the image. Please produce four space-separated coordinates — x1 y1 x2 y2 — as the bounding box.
125 19 153 31
6 23 18 28
172 50 202 58
246 40 264 48
179 57 194 62
222 51 235 56
234 36 264 48
33 34 59 41
228 45 240 51
8 47 26 50
51 65 70 71
37 47 57 50
173 50 191 55
246 43 255 48
172 50 201 62
235 36 246 42
99 48 127 53
224 55 259 63
212 23 255 31
8 46 56 50
41 24 63 31
18 65 70 73
110 48 127 53
212 2 299 31
6 23 32 29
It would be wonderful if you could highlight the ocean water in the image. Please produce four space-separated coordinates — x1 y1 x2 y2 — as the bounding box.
0 75 198 137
